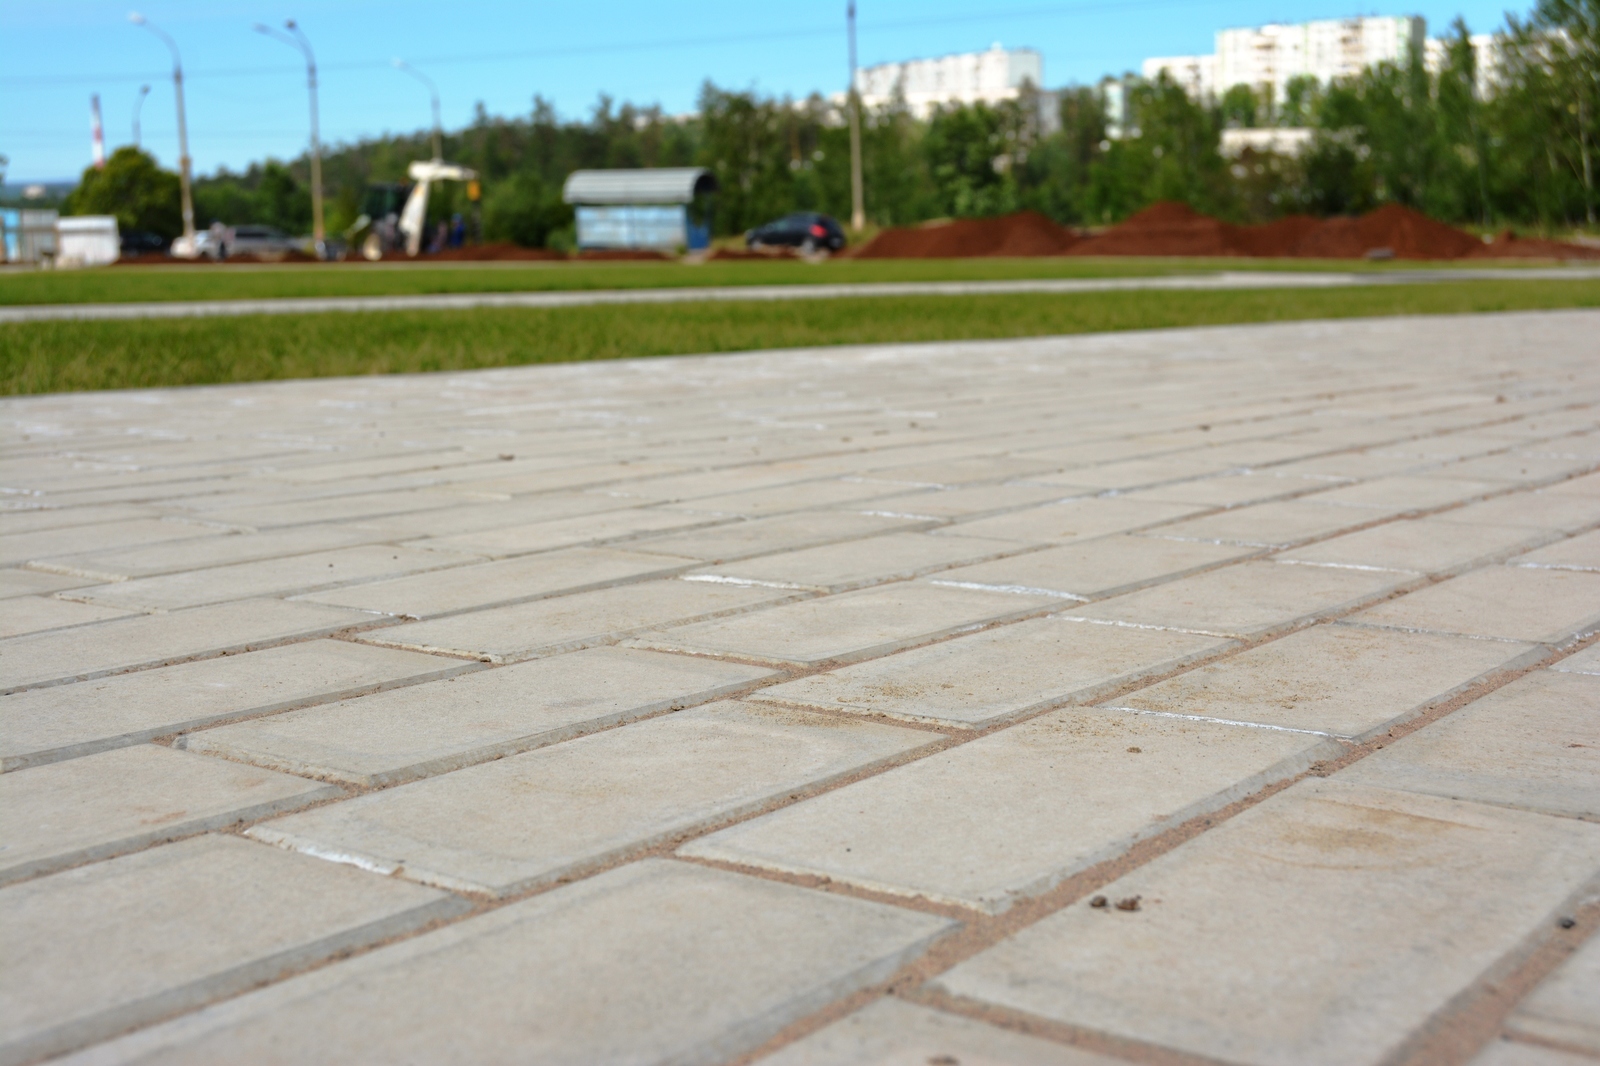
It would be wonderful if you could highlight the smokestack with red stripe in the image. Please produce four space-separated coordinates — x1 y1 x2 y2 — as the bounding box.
90 93 106 169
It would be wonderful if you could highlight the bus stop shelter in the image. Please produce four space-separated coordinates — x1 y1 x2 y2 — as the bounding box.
562 168 719 252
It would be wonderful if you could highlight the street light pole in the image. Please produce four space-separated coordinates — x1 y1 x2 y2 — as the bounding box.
129 13 196 252
256 20 325 248
847 0 864 232
393 60 443 161
133 84 150 150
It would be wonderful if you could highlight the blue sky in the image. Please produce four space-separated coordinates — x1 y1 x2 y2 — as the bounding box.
3 0 1521 182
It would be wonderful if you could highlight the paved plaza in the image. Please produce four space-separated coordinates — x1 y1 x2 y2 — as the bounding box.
2 311 1598 1065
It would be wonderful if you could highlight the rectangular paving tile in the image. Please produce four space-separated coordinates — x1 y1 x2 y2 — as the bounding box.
249 701 935 896
1059 560 1405 639
0 519 225 568
1503 931 1600 1054
0 568 97 599
1350 566 1600 644
0 598 376 692
683 706 1335 913
658 478 908 517
861 455 1065 486
0 744 337 885
1307 475 1505 513
295 546 693 618
38 524 387 581
946 497 1202 544
0 640 468 772
933 535 1256 601
351 490 634 539
0 595 133 640
932 778 1600 1066
1113 623 1540 740
59 859 951 1066
1340 670 1600 819
1512 528 1600 572
1278 517 1552 575
62 544 482 612
1551 643 1600 676
752 616 1231 728
762 997 1120 1065
406 506 725 558
1150 500 1379 548
185 647 777 787
628 511 923 563
687 531 1026 592
851 482 1072 519
1445 491 1600 533
632 583 1054 668
0 834 461 1066
355 578 793 663
1122 471 1317 509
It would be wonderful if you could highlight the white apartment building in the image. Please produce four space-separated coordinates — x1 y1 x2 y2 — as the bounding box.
1146 16 1426 105
854 44 1044 117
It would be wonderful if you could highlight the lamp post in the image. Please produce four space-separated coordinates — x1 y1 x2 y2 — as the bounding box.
133 83 150 149
255 20 325 249
128 13 196 253
393 59 442 161
847 0 864 232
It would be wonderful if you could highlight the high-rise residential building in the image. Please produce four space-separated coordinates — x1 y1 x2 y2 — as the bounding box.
854 44 1044 117
1145 16 1426 105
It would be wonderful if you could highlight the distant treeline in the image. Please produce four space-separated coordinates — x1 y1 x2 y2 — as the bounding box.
66 0 1598 245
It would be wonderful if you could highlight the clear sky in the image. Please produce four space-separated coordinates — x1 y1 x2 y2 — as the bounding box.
3 0 1522 182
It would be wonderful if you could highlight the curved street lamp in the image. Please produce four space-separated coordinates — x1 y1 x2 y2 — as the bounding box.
255 19 325 248
392 59 442 161
133 83 151 149
128 13 196 252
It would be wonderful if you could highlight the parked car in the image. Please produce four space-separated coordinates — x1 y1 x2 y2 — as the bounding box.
198 224 299 260
119 230 169 256
745 212 846 254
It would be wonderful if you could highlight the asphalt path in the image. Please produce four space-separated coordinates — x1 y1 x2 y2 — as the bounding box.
3 266 1597 323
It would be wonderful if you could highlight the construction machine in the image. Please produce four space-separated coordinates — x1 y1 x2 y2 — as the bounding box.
356 159 479 260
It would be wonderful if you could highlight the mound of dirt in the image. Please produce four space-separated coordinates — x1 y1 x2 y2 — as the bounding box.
576 249 673 261
850 211 1080 258
1288 204 1483 260
425 243 568 261
1068 202 1245 257
709 246 799 260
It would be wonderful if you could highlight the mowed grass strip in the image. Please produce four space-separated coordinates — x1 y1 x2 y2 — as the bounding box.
4 279 1597 395
0 254 1527 307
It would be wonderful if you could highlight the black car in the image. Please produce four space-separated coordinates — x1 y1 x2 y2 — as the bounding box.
745 212 846 253
120 230 169 256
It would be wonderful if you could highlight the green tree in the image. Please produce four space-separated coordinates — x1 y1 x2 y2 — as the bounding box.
62 146 181 237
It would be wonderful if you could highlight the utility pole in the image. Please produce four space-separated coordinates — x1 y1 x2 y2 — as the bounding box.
393 59 443 161
133 84 150 150
848 1 864 232
129 13 196 253
257 20 325 250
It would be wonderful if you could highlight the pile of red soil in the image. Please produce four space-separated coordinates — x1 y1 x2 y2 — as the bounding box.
1067 201 1247 257
851 211 1080 258
708 246 799 260
1285 204 1482 260
424 242 567 261
576 249 673 261
1463 230 1600 260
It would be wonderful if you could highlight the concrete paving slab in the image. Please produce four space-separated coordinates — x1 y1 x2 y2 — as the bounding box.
632 583 1054 667
0 834 461 1066
1351 566 1600 644
1113 623 1540 740
0 519 226 568
683 706 1336 913
54 859 952 1066
355 578 795 663
349 490 633 539
0 569 97 599
934 535 1257 601
1435 452 1598 486
1445 491 1600 533
861 455 1065 487
294 546 693 618
1513 529 1600 572
1278 516 1552 575
759 997 1117 1065
1551 644 1600 675
945 497 1203 544
657 478 910 517
1059 560 1405 639
932 779 1600 1066
1469 1041 1598 1066
751 616 1231 728
62 544 482 612
191 488 473 531
0 744 337 885
184 647 776 786
1122 471 1316 509
1149 499 1381 547
405 506 725 558
0 596 133 639
629 511 924 563
1307 475 1506 513
1340 670 1600 818
0 598 375 693
249 701 934 896
38 524 388 581
1503 930 1600 1054
0 639 468 772
850 482 1073 519
688 532 1027 593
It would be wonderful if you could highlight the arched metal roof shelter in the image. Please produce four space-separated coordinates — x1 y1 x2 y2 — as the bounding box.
562 168 719 205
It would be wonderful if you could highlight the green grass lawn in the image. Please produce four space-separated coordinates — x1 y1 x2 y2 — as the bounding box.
3 278 1596 396
0 254 1547 307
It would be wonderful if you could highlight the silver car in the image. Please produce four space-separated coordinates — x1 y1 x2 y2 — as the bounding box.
200 224 299 260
